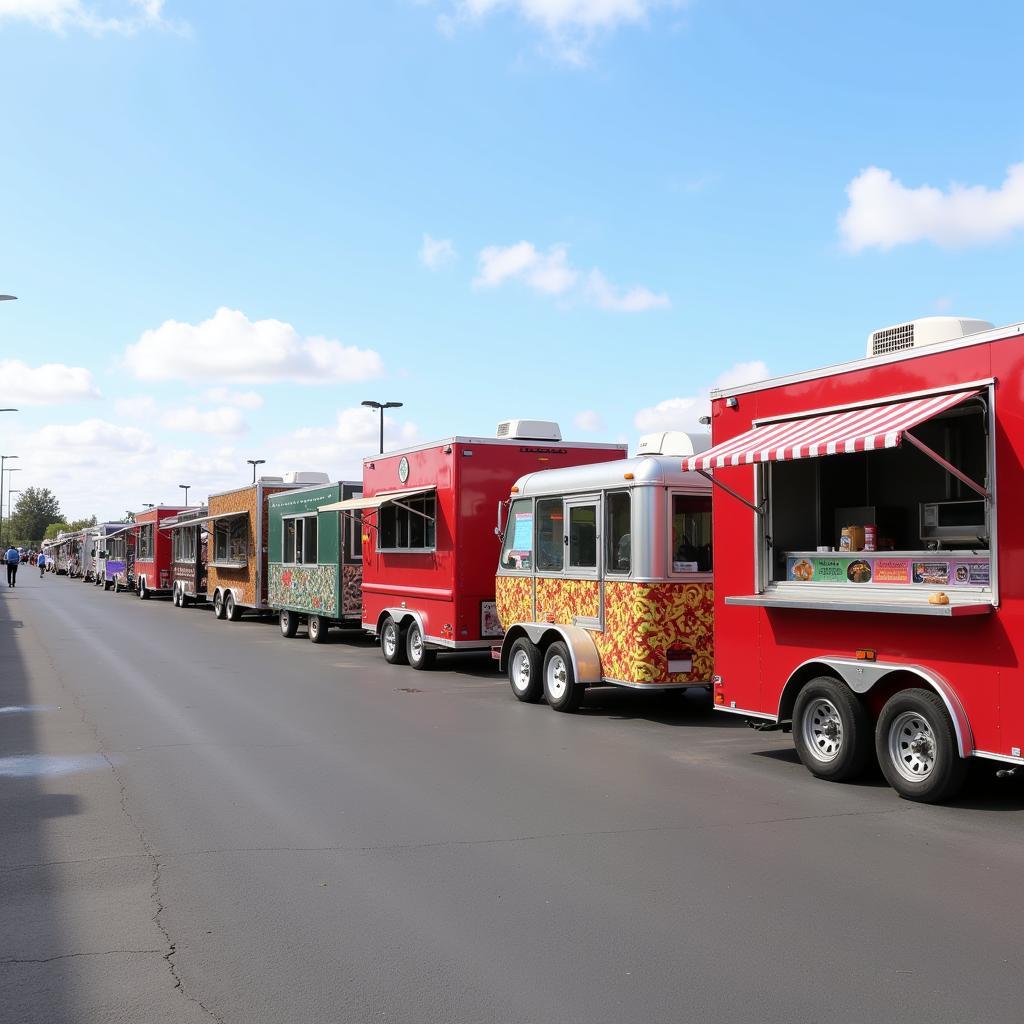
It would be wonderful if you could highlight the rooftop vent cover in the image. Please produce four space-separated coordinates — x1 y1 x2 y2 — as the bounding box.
282 471 331 485
867 316 993 358
495 419 562 441
636 431 712 458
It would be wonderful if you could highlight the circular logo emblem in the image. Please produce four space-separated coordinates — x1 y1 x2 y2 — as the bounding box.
398 456 410 483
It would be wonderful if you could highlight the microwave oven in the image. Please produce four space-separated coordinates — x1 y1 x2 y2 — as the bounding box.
919 500 988 547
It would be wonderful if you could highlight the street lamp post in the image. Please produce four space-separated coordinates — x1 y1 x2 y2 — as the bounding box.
179 484 190 506
7 490 20 525
0 455 18 546
247 459 265 483
361 400 403 455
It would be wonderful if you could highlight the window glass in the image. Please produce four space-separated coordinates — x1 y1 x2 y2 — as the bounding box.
568 504 598 569
536 497 564 572
672 494 712 573
284 519 296 563
500 499 534 570
348 512 363 561
606 492 631 574
215 517 248 563
378 496 436 551
302 516 318 564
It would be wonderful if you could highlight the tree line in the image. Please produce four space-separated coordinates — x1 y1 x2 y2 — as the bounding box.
1 486 97 548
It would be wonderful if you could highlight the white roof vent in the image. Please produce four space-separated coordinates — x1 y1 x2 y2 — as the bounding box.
258 475 285 484
867 316 993 358
495 419 562 441
636 431 712 457
282 471 330 485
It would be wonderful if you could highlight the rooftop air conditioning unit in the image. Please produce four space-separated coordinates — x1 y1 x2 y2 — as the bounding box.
636 431 712 458
866 316 993 358
282 471 331 485
495 419 562 441
258 475 285 484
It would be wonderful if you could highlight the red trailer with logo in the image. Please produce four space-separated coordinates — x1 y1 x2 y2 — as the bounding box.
133 505 188 600
321 421 625 670
690 315 1024 802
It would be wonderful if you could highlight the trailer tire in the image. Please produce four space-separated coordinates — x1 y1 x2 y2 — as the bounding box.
280 609 298 638
508 637 543 703
406 623 435 669
308 615 328 644
876 688 967 803
380 617 407 665
138 578 148 600
793 677 872 782
544 641 583 713
103 579 112 592
213 589 227 619
225 592 242 622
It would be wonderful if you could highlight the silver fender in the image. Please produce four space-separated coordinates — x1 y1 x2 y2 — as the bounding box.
500 623 602 685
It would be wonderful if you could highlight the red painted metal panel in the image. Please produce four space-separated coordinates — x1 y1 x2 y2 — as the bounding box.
133 506 188 593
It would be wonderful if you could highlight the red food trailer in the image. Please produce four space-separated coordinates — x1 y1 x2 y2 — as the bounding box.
133 505 187 599
324 421 625 669
690 315 1021 802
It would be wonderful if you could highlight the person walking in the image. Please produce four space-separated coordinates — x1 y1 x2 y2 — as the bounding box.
4 544 20 587
37 550 46 578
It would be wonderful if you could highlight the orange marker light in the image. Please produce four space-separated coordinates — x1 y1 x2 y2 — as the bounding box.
855 649 877 661
510 486 519 494
623 472 635 480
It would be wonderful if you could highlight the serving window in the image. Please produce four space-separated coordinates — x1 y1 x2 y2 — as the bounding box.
136 524 154 560
759 393 994 600
213 516 248 566
378 495 436 552
172 526 197 563
283 515 318 565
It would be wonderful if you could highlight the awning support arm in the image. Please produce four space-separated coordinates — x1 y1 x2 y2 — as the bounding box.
697 470 766 517
902 431 991 500
389 499 435 523
338 508 377 533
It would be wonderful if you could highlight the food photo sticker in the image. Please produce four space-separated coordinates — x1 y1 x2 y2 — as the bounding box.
846 559 872 584
913 561 950 586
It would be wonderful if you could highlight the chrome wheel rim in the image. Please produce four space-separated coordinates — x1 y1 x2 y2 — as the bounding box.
801 697 844 763
215 593 223 615
546 654 568 700
409 628 422 662
888 710 937 783
310 618 319 640
280 612 289 633
382 624 397 657
511 649 532 692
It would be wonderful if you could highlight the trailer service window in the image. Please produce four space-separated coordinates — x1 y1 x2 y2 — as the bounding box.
173 526 197 563
137 524 154 560
283 515 319 565
378 495 436 552
214 517 248 565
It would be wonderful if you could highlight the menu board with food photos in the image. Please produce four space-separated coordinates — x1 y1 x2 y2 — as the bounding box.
786 555 990 587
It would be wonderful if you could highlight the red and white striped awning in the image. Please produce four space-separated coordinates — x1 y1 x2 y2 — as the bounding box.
685 388 981 472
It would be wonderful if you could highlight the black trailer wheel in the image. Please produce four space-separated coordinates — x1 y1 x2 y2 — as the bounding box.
308 615 328 643
280 609 298 638
213 589 227 619
876 688 967 803
543 641 583 713
507 637 543 703
380 616 408 665
103 579 112 592
180 591 191 608
225 592 243 622
406 622 436 670
138 578 148 600
793 676 872 782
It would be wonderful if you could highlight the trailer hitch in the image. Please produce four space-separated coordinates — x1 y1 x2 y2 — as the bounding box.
995 766 1020 780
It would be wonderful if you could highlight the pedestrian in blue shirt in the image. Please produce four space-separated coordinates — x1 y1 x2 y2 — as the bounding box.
4 545 20 587
37 551 46 578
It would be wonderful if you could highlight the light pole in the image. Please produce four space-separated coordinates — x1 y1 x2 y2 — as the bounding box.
361 400 403 455
0 455 18 546
7 490 20 527
179 484 190 506
247 459 265 483
0 295 16 302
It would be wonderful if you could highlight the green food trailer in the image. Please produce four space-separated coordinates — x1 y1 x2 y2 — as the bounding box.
267 480 363 642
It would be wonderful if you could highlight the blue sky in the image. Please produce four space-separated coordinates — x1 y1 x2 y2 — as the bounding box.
1 0 1023 519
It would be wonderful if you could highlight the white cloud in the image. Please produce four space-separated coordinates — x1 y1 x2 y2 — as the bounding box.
573 409 604 432
585 269 670 312
123 307 384 384
161 406 249 436
114 395 157 418
443 1 676 65
273 405 420 479
203 387 264 409
840 163 1024 251
475 241 666 311
0 359 100 405
0 0 177 35
420 234 457 270
33 418 155 453
634 361 769 435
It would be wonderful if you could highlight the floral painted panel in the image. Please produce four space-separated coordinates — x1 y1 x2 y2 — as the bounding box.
535 577 600 621
600 581 714 684
495 575 533 630
270 564 338 617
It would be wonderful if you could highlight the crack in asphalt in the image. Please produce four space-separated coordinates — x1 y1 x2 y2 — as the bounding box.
1 949 164 965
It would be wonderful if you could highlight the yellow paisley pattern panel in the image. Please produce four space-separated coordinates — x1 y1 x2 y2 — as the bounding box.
601 581 714 684
495 574 533 630
535 577 600 621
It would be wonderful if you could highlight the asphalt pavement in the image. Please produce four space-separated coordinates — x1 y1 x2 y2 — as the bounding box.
2 569 1023 1024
